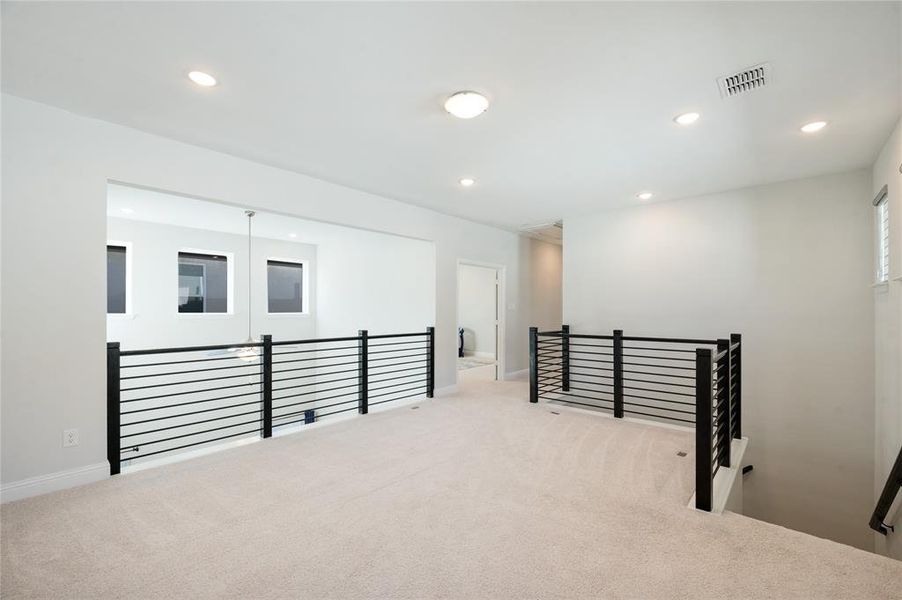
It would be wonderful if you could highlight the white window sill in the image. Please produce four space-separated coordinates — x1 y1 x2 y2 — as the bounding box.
176 313 235 319
266 312 311 318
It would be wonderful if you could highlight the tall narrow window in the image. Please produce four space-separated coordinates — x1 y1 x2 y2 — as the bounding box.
107 245 127 314
178 252 228 313
876 186 889 283
267 260 304 313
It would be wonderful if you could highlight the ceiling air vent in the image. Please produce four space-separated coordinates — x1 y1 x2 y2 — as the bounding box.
717 63 770 98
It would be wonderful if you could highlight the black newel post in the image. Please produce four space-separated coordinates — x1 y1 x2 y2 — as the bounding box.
262 335 273 438
730 333 742 439
529 327 538 403
561 324 570 392
426 326 435 398
613 329 624 418
716 339 731 468
695 347 713 511
107 342 121 476
359 330 369 414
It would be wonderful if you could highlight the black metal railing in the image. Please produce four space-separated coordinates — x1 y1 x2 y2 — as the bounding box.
107 327 435 475
870 445 902 535
528 326 742 512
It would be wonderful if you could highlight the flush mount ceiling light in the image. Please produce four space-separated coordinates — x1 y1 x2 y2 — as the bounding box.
188 70 217 87
444 91 489 119
459 178 476 187
636 191 653 201
119 208 134 214
288 232 297 238
800 120 827 133
674 112 700 126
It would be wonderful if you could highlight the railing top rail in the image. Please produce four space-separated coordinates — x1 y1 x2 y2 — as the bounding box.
622 335 718 345
120 342 263 357
114 329 434 356
368 331 429 340
569 333 614 340
536 330 563 336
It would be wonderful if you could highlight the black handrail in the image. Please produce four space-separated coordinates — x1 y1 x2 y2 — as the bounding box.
870 445 902 535
528 326 742 512
107 327 435 475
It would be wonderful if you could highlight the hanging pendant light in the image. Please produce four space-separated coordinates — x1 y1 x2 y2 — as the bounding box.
234 210 259 362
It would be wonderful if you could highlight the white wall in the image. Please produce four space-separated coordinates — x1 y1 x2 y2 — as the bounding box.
564 170 875 550
107 217 318 349
458 264 497 358
871 118 902 560
0 94 535 490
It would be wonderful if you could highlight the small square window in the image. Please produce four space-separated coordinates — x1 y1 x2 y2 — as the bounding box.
107 245 127 314
267 260 304 313
178 252 228 313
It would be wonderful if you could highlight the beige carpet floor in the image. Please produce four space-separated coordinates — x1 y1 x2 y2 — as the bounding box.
2 381 900 599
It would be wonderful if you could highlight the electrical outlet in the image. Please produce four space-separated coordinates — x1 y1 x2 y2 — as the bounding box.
63 429 79 447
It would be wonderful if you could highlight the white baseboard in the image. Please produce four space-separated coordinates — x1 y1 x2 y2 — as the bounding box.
433 384 458 398
1 462 109 503
504 369 528 381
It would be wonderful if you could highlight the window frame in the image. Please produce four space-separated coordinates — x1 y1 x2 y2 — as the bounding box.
106 240 133 317
874 185 890 285
176 248 234 316
266 257 309 316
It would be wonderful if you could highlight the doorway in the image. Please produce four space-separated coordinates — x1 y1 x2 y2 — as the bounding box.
456 261 502 383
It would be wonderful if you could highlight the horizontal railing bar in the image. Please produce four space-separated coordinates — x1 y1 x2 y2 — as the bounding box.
621 345 695 354
369 391 426 407
622 400 694 415
622 409 694 425
121 343 262 357
272 364 359 377
272 351 357 360
568 350 614 357
121 381 261 403
121 370 261 392
368 332 428 340
623 384 694 398
622 336 717 345
545 395 614 409
568 370 613 380
272 389 358 409
553 391 615 404
122 399 263 426
122 428 261 462
368 358 427 370
622 377 694 389
623 369 694 380
120 417 262 450
568 334 614 340
568 385 615 398
367 371 425 385
121 361 261 380
368 345 428 355
121 407 263 439
271 371 358 386
272 344 358 356
273 398 359 421
568 342 614 349
622 361 694 372
537 331 563 337
623 393 694 406
369 340 428 348
271 336 361 346
120 391 261 415
272 380 358 396
622 353 694 363
122 354 255 369
368 384 427 400
569 377 613 387
369 378 427 394
368 352 428 363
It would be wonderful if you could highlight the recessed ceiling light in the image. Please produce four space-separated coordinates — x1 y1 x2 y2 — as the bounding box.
674 112 700 126
188 71 217 87
119 208 134 214
459 178 476 187
800 120 827 133
444 92 489 119
288 233 297 238
636 192 653 200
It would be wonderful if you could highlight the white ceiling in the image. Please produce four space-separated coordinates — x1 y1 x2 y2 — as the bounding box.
4 2 901 230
